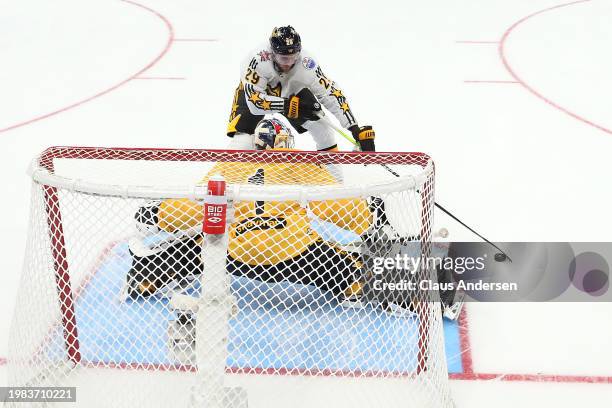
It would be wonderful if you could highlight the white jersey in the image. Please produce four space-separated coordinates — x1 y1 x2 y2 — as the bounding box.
240 45 358 129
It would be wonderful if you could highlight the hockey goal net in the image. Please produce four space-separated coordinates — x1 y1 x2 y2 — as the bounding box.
7 147 453 408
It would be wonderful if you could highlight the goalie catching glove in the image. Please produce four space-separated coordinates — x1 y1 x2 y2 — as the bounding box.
349 125 376 152
284 88 322 121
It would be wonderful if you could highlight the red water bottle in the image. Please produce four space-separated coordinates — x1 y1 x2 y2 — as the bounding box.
203 175 227 234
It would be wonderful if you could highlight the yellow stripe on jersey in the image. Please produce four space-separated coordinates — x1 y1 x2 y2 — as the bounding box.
227 114 241 135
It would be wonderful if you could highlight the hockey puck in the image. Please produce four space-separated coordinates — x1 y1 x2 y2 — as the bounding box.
436 228 449 238
494 253 507 262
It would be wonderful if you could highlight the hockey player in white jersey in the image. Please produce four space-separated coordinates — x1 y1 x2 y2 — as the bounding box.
226 25 376 152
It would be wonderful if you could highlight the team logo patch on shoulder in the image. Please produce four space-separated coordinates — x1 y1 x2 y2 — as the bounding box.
258 50 271 62
302 57 316 70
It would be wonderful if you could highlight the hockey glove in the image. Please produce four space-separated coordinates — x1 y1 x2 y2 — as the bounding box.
284 88 322 121
349 125 376 152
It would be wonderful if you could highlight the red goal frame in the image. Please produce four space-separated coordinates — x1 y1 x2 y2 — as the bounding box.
37 146 435 375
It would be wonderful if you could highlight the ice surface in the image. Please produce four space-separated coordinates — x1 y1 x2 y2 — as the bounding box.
2 0 611 406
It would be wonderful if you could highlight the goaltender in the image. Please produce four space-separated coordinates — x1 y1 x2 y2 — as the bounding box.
125 118 396 303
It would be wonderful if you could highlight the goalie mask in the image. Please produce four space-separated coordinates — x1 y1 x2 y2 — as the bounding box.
253 118 295 150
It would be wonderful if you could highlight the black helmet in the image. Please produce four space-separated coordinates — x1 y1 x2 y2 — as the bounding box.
270 26 301 55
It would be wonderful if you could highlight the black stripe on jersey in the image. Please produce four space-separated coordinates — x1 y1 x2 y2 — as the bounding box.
245 84 259 98
244 84 260 108
319 144 338 151
244 83 254 98
249 58 258 70
326 84 356 126
245 84 284 112
345 111 356 125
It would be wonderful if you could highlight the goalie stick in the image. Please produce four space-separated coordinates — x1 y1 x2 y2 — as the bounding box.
318 114 512 262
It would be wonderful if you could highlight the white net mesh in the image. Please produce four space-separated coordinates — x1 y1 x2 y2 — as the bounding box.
7 147 453 408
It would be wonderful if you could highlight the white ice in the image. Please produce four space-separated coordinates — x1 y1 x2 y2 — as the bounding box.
1 0 612 406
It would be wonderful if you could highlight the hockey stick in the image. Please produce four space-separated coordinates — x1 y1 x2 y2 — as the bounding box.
319 115 512 262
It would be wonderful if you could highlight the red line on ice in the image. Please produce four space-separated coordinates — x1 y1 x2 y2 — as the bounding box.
0 357 6 366
499 0 612 135
0 0 175 133
450 301 612 384
457 308 474 374
450 372 612 384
